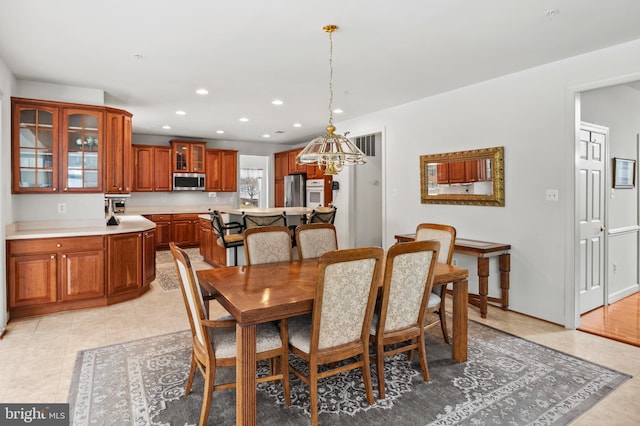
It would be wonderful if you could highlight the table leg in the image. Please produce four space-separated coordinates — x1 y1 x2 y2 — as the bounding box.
451 278 468 362
499 253 510 310
236 324 257 426
477 257 489 318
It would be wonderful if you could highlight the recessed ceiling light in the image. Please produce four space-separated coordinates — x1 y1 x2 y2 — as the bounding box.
545 9 559 18
272 99 284 105
216 130 225 134
176 110 186 115
133 54 143 60
239 117 249 122
293 123 302 128
162 125 171 130
262 134 271 138
196 88 209 95
333 108 343 114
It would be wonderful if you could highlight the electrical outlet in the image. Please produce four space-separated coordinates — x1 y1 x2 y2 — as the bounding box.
452 258 458 266
209 192 217 198
545 189 559 201
57 203 66 213
160 197 167 204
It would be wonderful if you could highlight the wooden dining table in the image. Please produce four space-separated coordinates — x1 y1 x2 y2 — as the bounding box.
197 258 469 426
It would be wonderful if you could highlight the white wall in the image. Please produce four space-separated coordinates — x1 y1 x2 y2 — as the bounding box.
335 38 640 326
0 56 17 334
581 84 640 302
17 80 104 105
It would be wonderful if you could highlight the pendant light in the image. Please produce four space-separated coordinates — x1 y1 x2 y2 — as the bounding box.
296 25 366 175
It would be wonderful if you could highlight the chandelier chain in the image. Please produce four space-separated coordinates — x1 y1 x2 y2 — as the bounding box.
328 30 334 126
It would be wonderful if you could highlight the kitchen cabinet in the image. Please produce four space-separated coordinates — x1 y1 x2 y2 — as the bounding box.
437 159 489 184
147 213 201 249
171 140 205 173
142 229 156 285
107 232 142 296
288 150 306 174
274 147 333 207
11 97 132 194
104 111 133 194
133 145 172 191
205 149 238 192
448 161 466 184
7 236 105 313
198 217 227 267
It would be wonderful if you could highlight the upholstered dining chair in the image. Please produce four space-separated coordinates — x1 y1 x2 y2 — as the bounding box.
242 211 288 229
287 247 384 426
169 243 290 426
295 223 338 259
243 225 292 265
210 210 244 266
415 223 456 343
307 206 337 224
369 240 440 399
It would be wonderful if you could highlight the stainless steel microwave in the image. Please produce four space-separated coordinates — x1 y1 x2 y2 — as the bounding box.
173 173 206 191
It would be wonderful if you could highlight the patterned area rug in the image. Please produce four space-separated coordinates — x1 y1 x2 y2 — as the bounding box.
154 248 211 291
68 321 630 425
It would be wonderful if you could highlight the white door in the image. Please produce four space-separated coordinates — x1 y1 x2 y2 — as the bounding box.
578 122 608 313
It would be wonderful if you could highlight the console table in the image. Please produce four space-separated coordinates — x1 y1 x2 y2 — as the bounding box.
395 234 511 318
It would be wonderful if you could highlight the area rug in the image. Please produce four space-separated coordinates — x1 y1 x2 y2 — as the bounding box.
68 321 630 425
154 248 211 291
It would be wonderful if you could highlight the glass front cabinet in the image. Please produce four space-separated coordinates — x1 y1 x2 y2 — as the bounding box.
12 98 122 194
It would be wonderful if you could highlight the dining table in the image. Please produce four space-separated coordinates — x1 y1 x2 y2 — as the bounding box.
197 258 469 426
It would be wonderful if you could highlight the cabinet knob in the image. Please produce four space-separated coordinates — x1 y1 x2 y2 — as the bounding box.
62 255 67 259
118 187 123 191
52 188 57 191
63 187 68 192
51 255 55 259
56 243 61 248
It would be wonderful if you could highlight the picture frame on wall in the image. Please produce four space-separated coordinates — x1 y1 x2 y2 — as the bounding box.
613 157 636 189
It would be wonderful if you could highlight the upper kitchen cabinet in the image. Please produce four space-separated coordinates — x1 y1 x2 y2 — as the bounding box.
205 149 237 192
133 145 171 192
104 111 133 194
171 140 205 173
12 101 59 193
11 98 132 194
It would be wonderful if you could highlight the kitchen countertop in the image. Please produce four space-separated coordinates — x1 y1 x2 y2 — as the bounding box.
225 207 314 216
6 215 155 240
126 205 235 215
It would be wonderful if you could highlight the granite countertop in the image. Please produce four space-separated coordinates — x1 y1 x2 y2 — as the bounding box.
6 215 156 240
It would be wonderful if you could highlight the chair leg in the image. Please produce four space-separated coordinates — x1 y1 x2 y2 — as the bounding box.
310 366 319 426
199 364 215 426
185 352 197 394
417 333 431 382
361 352 375 405
439 298 450 344
232 246 238 266
376 342 386 399
281 352 291 406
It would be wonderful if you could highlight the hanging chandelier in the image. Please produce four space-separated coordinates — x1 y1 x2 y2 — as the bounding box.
296 25 366 175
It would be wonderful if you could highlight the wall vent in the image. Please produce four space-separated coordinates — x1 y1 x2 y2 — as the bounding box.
353 134 376 157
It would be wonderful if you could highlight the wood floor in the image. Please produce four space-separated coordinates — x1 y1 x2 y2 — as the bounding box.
578 292 640 347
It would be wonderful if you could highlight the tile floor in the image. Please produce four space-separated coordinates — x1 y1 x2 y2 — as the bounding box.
1 262 639 424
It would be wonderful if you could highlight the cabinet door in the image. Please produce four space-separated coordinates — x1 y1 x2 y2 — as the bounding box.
437 163 449 184
221 150 237 191
172 217 198 246
12 101 59 193
275 178 285 207
61 108 104 192
142 230 156 285
8 254 57 307
288 150 306 174
191 143 206 173
133 145 154 192
59 250 105 301
104 111 132 194
205 149 222 191
107 233 142 295
464 160 478 182
448 161 466 183
153 147 172 191
172 141 190 172
274 152 288 180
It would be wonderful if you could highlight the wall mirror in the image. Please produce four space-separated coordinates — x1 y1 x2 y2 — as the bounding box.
420 146 504 206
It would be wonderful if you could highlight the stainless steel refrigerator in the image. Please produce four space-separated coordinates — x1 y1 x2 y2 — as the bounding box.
284 174 306 207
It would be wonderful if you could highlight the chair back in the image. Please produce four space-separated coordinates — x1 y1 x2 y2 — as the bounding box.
295 223 338 259
308 207 337 224
209 210 226 237
242 212 287 229
415 223 456 264
170 243 213 362
244 225 292 265
378 241 440 333
312 247 383 351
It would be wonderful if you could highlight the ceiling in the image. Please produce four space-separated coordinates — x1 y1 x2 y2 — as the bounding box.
2 1 640 146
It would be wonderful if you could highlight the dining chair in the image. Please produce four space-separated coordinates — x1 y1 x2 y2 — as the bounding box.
415 223 456 343
370 240 440 399
169 243 291 426
209 210 244 266
295 223 338 259
287 247 384 426
242 211 288 229
243 225 292 265
307 206 337 224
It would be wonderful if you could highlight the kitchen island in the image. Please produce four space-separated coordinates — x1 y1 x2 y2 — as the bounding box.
6 215 157 319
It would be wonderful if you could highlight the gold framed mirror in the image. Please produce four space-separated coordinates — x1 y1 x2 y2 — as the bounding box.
420 146 504 206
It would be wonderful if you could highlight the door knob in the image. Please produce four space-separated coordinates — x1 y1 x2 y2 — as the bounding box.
601 226 607 232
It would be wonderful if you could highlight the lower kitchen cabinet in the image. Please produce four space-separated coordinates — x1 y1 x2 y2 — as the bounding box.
147 213 201 249
198 218 227 267
6 230 154 319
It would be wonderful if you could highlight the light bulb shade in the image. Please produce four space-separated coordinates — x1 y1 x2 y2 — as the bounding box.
296 125 366 175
